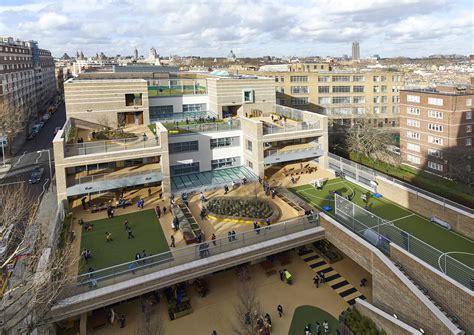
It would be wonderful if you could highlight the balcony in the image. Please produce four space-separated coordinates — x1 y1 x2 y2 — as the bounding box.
165 119 241 136
64 136 160 157
66 169 163 197
264 144 323 164
50 214 324 321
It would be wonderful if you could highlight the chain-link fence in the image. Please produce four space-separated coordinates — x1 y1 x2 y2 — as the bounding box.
334 194 473 290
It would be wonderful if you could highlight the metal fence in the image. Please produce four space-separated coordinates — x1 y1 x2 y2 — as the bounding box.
59 213 320 298
334 194 473 289
328 152 474 215
65 136 160 157
168 119 241 135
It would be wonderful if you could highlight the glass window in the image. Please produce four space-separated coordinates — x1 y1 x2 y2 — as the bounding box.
467 138 472 146
210 136 239 149
353 96 365 104
353 86 364 93
466 111 472 120
332 76 350 82
407 143 420 152
291 86 309 94
406 154 420 164
246 140 253 152
353 75 364 82
291 97 309 105
290 76 308 82
318 76 329 82
332 86 351 93
149 105 174 121
125 93 143 106
407 131 420 140
211 157 240 169
428 148 443 158
466 125 472 133
318 97 331 105
407 119 420 127
407 107 420 115
243 89 254 103
407 95 420 103
428 161 443 171
318 86 330 93
183 103 206 112
332 97 351 104
428 136 443 145
428 123 443 132
170 162 200 176
169 141 199 154
428 97 443 106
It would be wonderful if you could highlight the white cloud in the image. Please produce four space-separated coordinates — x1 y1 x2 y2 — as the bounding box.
1 0 471 57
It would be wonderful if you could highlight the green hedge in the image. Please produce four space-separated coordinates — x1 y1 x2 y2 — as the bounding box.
340 308 387 335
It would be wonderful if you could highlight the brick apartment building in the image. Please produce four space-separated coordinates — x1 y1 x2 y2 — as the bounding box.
0 36 56 155
400 79 474 182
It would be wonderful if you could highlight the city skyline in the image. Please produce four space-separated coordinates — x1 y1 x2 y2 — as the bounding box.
0 0 472 58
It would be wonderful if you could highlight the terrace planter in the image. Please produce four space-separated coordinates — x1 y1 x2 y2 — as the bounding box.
207 196 280 222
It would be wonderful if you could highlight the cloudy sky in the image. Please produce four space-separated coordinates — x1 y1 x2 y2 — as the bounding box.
0 0 472 58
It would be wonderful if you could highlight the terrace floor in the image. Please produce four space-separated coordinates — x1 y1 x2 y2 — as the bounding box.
57 248 372 335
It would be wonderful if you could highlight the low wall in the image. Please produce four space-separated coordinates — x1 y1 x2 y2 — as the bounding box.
319 213 462 335
376 177 473 239
390 244 473 332
355 298 422 335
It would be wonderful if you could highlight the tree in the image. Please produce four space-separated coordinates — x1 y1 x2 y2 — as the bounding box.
443 147 474 191
0 184 79 333
232 265 262 335
0 101 34 155
345 115 400 166
134 297 166 335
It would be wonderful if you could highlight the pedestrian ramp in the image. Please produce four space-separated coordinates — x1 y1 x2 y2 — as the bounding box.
298 245 366 306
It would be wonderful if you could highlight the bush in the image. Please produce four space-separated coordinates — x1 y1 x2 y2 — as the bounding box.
207 197 273 219
94 129 137 140
340 308 387 335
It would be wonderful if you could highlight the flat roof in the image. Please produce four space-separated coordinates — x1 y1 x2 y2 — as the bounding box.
401 88 474 96
65 78 148 84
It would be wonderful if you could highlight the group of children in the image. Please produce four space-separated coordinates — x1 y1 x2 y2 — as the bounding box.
304 320 330 335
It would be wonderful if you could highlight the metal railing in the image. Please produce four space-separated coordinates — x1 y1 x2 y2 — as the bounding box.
151 110 217 123
167 119 241 135
64 136 160 157
263 121 321 135
333 194 473 289
328 152 474 215
70 169 162 186
59 214 320 298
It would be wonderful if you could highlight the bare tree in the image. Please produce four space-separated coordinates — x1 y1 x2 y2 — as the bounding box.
443 147 474 191
134 298 166 335
0 184 80 333
0 101 34 155
232 266 262 335
346 115 400 166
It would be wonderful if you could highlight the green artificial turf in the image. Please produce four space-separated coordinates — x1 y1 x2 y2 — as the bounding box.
79 209 169 273
288 305 339 335
291 178 474 268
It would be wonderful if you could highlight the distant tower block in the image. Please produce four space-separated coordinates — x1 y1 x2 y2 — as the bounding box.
352 42 360 61
134 47 138 60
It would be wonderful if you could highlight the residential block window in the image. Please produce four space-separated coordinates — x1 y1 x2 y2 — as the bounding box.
353 75 364 82
247 160 253 169
318 97 331 105
169 141 199 154
407 154 421 164
407 131 420 140
407 95 420 103
407 107 420 115
318 76 329 82
373 86 381 93
428 110 443 119
428 97 443 106
332 86 351 93
381 106 388 113
467 125 472 133
373 96 380 103
428 136 443 145
373 76 381 82
170 162 200 176
466 111 472 120
467 138 472 146
246 140 253 152
332 75 350 82
392 96 400 103
466 98 472 106
407 143 420 152
290 76 308 82
243 89 254 103
428 123 443 132
291 97 309 105
353 96 365 104
332 96 351 104
392 106 400 114
353 86 364 93
291 86 309 94
428 148 443 158
407 119 420 127
210 136 240 149
354 107 365 114
211 157 240 170
318 86 330 93
381 96 388 103
428 161 443 172
373 106 380 114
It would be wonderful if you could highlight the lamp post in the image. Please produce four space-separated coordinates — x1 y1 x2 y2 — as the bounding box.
37 149 52 184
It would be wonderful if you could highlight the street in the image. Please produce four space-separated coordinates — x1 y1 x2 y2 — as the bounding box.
0 102 66 200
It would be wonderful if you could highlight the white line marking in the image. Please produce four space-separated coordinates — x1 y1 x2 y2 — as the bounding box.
35 151 42 164
14 151 26 167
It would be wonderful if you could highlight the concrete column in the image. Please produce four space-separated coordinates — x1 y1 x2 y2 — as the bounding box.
79 313 87 335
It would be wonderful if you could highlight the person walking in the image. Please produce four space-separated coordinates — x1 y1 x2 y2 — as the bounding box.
170 235 176 248
231 230 237 241
315 321 321 335
155 205 161 218
119 314 126 328
127 227 135 239
163 206 167 215
211 233 217 246
279 269 284 281
105 232 112 242
124 219 129 230
255 224 261 235
277 304 283 318
322 320 329 333
228 231 232 242
319 272 325 284
313 273 320 288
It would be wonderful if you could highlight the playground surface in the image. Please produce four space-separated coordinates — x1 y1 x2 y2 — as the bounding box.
289 305 339 335
291 178 474 268
79 209 169 273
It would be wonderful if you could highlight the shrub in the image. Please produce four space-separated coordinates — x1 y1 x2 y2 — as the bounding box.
340 308 387 335
207 197 273 219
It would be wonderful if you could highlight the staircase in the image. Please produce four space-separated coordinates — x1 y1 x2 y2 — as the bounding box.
394 262 465 334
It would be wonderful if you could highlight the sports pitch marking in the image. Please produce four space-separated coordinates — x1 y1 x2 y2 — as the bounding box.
437 251 474 273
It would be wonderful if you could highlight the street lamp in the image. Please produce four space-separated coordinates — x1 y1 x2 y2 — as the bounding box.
37 149 52 185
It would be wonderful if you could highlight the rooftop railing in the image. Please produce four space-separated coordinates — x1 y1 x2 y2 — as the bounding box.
263 121 321 135
264 144 322 157
64 136 160 157
58 213 320 298
69 169 162 186
167 119 241 135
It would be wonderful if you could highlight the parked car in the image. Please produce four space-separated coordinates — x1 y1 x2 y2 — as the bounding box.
42 113 51 121
54 126 62 135
37 121 45 128
31 124 42 134
26 132 36 140
28 167 44 184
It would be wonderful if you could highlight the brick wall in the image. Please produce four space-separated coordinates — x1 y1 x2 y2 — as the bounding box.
320 214 461 335
391 244 473 332
355 298 422 335
376 177 473 239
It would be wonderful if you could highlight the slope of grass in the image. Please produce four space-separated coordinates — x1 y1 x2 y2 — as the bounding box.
291 178 474 267
79 209 169 273
289 305 339 335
